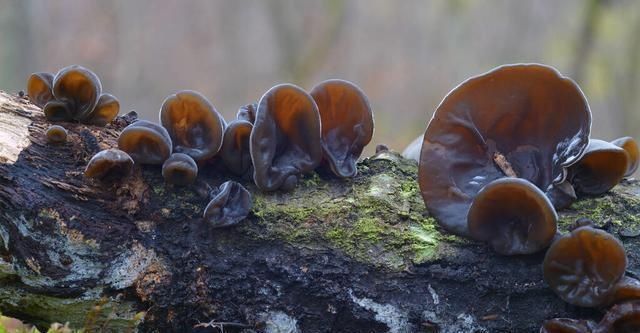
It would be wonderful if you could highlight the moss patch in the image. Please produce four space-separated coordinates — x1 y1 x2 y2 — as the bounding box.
558 187 640 233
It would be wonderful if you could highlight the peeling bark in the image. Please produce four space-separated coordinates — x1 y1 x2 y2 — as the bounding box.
1 91 640 332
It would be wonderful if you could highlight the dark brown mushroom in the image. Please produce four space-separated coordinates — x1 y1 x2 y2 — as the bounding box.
250 83 322 191
27 72 54 108
236 103 257 124
84 148 134 181
45 125 68 144
545 180 577 210
117 120 172 165
43 99 73 122
203 180 252 228
612 137 639 177
543 224 627 307
599 301 640 333
162 153 198 186
51 65 102 121
220 120 253 176
83 93 120 126
467 177 557 255
567 139 628 196
540 318 597 333
310 79 374 178
606 276 640 307
418 64 591 236
159 90 225 161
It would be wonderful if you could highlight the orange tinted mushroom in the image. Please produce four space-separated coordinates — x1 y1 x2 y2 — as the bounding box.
220 120 253 176
606 276 640 307
419 64 591 236
599 301 640 333
567 139 628 196
83 93 120 126
540 318 597 333
84 148 134 181
310 79 374 178
612 137 639 177
250 84 322 191
51 65 102 121
543 224 627 307
467 178 557 255
162 153 198 186
45 125 68 144
117 120 172 165
203 181 252 228
27 72 54 108
237 103 257 124
160 90 225 161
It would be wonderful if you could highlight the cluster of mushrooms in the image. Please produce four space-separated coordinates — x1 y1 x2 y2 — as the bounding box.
28 66 374 227
417 64 640 331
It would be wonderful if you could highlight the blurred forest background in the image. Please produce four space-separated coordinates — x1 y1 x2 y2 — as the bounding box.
0 0 639 157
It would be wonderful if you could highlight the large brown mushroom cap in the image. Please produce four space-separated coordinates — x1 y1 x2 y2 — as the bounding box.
52 65 102 121
612 136 639 177
467 178 557 255
117 120 172 165
84 148 134 181
159 90 225 161
220 120 253 176
310 79 374 178
27 72 54 108
543 225 627 307
250 83 322 191
567 139 628 196
419 64 591 236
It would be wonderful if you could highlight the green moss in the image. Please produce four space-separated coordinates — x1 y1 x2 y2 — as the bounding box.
558 188 640 232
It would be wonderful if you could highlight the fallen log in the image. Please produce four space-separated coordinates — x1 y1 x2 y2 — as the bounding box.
1 91 639 332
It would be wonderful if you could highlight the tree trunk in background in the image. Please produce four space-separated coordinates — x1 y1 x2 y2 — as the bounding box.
1 91 640 332
570 0 605 85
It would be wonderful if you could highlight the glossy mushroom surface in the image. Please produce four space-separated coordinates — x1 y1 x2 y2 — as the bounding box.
310 79 374 178
612 137 639 177
27 72 54 108
250 84 322 191
160 90 225 161
84 148 134 181
45 125 68 144
84 93 120 126
51 65 102 121
540 318 597 333
467 178 557 255
599 301 640 333
203 181 252 228
418 64 591 236
162 153 198 186
567 139 628 196
117 120 172 165
543 225 627 307
236 103 257 124
221 120 253 176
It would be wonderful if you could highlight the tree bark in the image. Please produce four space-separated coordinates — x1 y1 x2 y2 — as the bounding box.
1 91 640 333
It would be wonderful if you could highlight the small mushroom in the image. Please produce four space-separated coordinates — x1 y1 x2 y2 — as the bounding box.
310 79 374 178
27 72 54 108
162 153 198 186
117 120 172 164
612 136 639 177
544 180 577 210
84 148 134 181
567 139 628 196
51 65 102 121
159 90 225 161
83 93 120 126
540 318 597 333
43 99 73 122
250 84 322 191
599 301 640 333
543 224 627 307
606 276 640 306
220 120 253 176
419 64 591 236
467 178 557 255
236 103 257 124
203 180 252 228
45 125 68 144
